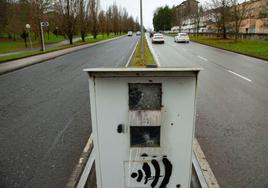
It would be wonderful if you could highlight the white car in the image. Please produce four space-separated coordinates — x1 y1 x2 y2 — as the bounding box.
152 33 165 44
136 31 141 36
127 31 133 36
174 33 190 43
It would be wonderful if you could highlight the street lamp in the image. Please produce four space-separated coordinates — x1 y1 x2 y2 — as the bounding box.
140 0 144 60
25 24 33 49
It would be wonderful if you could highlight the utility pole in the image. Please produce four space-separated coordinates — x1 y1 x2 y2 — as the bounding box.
140 0 144 60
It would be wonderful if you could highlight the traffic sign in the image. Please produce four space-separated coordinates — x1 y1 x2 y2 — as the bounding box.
40 22 49 27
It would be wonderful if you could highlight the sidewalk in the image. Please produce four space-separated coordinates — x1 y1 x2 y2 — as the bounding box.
0 37 85 57
0 35 124 75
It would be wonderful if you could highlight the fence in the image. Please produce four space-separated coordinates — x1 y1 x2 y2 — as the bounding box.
169 32 268 41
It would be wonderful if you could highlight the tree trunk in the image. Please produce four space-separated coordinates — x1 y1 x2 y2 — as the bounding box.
24 38 27 48
81 33 85 42
69 35 73 44
223 27 227 39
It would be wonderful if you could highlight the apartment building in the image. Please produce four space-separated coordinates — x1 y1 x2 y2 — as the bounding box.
172 0 268 33
239 0 268 33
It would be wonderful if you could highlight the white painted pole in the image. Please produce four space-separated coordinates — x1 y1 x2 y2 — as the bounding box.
40 23 45 52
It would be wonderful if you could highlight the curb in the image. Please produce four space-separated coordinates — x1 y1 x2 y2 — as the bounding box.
193 138 220 188
65 135 94 188
0 35 126 75
145 34 161 67
125 39 139 67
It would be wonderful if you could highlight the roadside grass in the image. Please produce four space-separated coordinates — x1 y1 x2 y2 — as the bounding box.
0 33 74 54
130 36 156 67
0 33 125 63
190 36 268 60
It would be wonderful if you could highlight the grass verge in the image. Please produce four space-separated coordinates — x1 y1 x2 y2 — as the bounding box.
190 35 268 61
0 33 125 63
129 36 156 67
0 33 69 53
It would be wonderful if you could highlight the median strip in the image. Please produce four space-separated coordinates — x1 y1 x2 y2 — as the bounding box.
128 35 156 67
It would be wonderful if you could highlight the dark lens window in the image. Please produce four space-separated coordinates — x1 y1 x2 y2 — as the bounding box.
130 126 160 147
129 83 162 110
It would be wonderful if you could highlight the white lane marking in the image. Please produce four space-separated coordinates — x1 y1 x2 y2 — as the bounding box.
125 40 139 67
198 56 208 61
42 118 73 160
228 70 252 82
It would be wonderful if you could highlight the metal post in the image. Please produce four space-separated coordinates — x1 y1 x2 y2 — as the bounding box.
26 24 33 49
40 23 45 52
140 0 144 60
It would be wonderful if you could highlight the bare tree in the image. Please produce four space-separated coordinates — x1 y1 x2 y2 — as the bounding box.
0 0 8 34
230 0 247 40
55 0 78 44
112 3 119 35
105 6 112 36
210 0 231 38
121 8 129 33
29 0 52 48
98 10 106 36
78 0 88 42
194 5 204 34
5 1 21 40
88 0 98 39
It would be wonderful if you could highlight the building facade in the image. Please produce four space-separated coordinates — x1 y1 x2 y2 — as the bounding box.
172 0 268 34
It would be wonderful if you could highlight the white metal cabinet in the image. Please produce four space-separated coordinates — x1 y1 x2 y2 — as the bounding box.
85 68 201 188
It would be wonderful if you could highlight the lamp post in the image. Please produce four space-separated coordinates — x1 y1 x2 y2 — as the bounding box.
140 0 144 60
25 24 33 49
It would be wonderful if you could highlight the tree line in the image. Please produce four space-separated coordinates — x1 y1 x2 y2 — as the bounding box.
0 0 140 44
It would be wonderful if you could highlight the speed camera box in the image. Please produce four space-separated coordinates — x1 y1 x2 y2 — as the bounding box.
85 68 201 188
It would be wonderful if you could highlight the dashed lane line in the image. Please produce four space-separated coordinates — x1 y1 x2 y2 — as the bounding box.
228 70 252 82
198 56 208 61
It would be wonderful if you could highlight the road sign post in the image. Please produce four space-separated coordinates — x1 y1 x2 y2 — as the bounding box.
85 68 201 188
40 22 49 52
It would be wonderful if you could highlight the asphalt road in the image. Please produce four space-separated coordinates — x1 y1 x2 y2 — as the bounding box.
0 36 139 188
151 35 268 188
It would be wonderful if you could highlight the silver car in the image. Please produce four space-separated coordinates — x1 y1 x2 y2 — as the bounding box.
152 33 165 44
174 33 190 43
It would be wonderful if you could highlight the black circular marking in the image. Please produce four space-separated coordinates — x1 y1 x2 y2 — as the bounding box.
141 153 148 157
131 172 138 178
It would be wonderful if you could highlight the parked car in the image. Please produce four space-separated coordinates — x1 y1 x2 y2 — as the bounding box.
174 33 190 43
152 33 165 44
136 31 141 36
127 31 133 36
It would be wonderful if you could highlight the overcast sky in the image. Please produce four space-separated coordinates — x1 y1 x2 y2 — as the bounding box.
100 0 206 29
